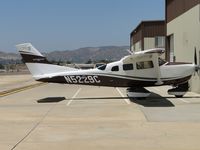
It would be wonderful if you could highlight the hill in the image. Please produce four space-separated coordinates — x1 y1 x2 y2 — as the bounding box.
0 46 129 64
45 46 129 63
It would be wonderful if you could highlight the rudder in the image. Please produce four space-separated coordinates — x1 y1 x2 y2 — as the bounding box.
16 43 77 80
16 43 51 64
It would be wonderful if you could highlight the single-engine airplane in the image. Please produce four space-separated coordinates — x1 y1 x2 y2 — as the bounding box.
16 43 200 98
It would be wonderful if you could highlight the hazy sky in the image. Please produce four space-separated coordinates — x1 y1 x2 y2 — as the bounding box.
0 0 164 52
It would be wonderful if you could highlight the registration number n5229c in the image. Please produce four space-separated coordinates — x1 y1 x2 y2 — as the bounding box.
64 75 101 84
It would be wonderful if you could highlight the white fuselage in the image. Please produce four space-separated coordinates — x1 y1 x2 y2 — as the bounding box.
33 57 195 87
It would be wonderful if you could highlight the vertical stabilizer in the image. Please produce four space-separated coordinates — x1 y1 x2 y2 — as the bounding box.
16 43 76 79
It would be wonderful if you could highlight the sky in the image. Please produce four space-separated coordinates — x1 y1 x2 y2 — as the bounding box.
0 0 164 52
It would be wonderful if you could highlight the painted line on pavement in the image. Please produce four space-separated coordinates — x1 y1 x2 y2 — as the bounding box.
67 88 82 106
178 98 190 103
116 88 130 105
150 87 167 95
0 82 46 97
11 102 55 150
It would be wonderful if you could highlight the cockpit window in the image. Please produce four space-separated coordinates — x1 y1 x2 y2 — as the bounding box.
111 66 119 71
97 64 107 70
136 61 154 69
158 58 166 66
123 64 134 71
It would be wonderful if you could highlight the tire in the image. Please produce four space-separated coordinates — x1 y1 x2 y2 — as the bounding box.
175 95 183 98
136 97 146 100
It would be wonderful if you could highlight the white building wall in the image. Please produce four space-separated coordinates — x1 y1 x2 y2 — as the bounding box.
131 45 134 52
144 37 155 50
133 41 142 52
167 4 200 93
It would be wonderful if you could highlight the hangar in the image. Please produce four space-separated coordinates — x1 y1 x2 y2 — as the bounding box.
130 20 166 52
165 0 200 93
130 0 200 93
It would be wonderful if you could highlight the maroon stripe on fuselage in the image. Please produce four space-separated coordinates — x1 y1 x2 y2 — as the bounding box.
37 75 191 87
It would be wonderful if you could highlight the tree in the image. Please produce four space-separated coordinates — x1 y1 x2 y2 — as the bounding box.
66 61 71 64
0 64 4 69
86 59 93 64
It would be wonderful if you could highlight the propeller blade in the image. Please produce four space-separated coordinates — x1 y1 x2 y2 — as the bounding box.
198 51 200 75
194 47 197 65
199 50 200 65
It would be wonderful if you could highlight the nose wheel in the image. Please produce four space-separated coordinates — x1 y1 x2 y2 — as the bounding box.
175 95 183 98
168 82 189 98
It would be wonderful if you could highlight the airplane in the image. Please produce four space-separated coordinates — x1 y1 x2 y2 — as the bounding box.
16 43 200 98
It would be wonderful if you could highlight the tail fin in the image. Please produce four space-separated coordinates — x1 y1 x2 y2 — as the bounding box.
16 43 51 64
16 43 76 79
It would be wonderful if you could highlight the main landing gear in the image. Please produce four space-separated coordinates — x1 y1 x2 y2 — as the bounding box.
127 82 189 99
126 87 151 99
168 82 189 98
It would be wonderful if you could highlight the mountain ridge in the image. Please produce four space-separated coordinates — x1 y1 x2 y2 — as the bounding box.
0 46 129 63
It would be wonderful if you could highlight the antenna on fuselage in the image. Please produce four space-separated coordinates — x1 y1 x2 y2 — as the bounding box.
126 49 134 55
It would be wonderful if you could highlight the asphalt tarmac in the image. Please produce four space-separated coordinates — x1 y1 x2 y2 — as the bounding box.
0 82 200 150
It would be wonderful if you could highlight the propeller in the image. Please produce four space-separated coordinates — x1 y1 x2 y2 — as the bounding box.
194 47 197 65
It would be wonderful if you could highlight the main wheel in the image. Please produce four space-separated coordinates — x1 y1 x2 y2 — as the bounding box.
133 97 147 100
175 95 183 98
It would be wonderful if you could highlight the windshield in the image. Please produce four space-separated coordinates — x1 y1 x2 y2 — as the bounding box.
97 64 107 70
159 58 166 66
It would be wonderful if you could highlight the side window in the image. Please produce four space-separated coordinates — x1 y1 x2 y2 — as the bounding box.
111 66 119 71
123 64 133 71
97 64 107 70
158 58 166 66
136 61 154 70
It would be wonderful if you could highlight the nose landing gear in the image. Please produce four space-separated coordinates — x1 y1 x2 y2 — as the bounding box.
168 82 189 98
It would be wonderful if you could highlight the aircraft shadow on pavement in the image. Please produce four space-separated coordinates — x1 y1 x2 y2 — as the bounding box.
129 92 175 107
37 97 66 103
74 97 128 100
74 92 175 107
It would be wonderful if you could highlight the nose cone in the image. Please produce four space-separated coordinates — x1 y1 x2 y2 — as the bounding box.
191 63 196 73
195 64 200 72
181 64 196 77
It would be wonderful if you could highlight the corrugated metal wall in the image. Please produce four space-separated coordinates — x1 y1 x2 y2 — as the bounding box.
166 0 200 23
130 21 166 50
143 22 166 37
131 29 142 44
